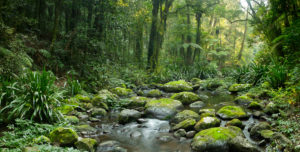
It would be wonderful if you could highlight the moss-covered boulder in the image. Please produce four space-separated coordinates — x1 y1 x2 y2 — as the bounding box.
250 122 271 140
217 106 248 120
229 84 252 92
91 90 117 109
189 101 205 111
75 138 97 152
200 112 216 119
91 108 107 117
190 78 202 84
171 92 200 105
75 94 91 103
58 105 75 115
173 110 200 123
203 78 224 90
191 126 243 151
128 96 150 107
264 102 278 114
194 117 221 131
64 116 79 124
118 109 141 124
226 119 244 129
162 80 193 92
75 125 96 133
199 109 215 115
145 98 183 120
111 87 133 97
234 95 253 106
248 101 263 110
49 127 78 146
260 130 274 140
33 135 50 144
172 118 196 131
145 89 162 97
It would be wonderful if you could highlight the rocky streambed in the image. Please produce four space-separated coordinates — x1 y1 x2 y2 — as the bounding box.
47 79 293 152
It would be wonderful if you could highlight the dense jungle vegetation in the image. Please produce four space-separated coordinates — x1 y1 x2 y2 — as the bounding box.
0 0 299 151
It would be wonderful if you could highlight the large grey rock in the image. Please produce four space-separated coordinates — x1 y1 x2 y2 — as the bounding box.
118 109 141 124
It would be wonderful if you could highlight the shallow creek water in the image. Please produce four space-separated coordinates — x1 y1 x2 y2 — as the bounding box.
88 91 261 152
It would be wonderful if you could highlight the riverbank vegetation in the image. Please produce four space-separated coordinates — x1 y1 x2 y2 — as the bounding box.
0 0 299 151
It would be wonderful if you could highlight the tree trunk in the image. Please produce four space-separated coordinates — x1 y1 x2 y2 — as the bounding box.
185 6 193 65
238 9 249 60
50 0 62 50
147 0 160 71
87 0 94 28
194 12 202 61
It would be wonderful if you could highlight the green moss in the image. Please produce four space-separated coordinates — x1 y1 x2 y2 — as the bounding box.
129 96 150 107
248 101 263 110
234 95 253 105
75 138 97 152
111 87 133 97
226 119 244 129
49 127 78 146
146 89 162 97
171 92 200 105
194 117 221 131
75 125 96 132
145 98 182 109
200 112 216 119
58 105 75 115
199 109 215 114
75 94 91 103
194 127 242 142
163 80 193 92
64 116 79 124
190 78 202 85
174 110 200 123
33 135 50 144
229 83 252 92
91 108 107 117
217 106 247 119
92 90 117 108
260 130 274 139
172 118 196 131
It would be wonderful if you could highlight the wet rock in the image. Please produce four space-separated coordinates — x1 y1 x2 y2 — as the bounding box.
111 87 133 97
234 95 253 106
198 94 209 101
89 117 101 122
229 84 252 92
75 124 97 133
199 109 215 115
172 118 196 131
137 118 148 124
199 112 216 119
92 90 118 108
171 92 200 105
179 137 187 142
97 140 127 152
130 131 142 138
91 108 107 117
229 136 261 152
253 111 264 118
248 101 263 110
145 98 183 120
158 135 174 143
118 109 141 124
217 106 248 120
264 102 278 115
49 127 78 146
145 89 162 97
128 96 151 108
226 119 244 129
64 116 80 124
250 122 271 140
189 101 206 111
194 117 221 131
174 129 186 138
173 110 200 123
191 126 243 152
186 131 196 138
75 138 97 152
163 80 193 92
260 129 274 140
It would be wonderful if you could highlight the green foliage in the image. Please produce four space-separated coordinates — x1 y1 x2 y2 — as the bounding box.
0 69 64 123
266 59 288 89
0 119 70 150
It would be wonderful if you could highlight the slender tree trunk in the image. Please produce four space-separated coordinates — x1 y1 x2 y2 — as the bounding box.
194 12 202 61
147 0 160 71
50 0 62 50
238 9 249 60
185 6 193 65
87 0 94 28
